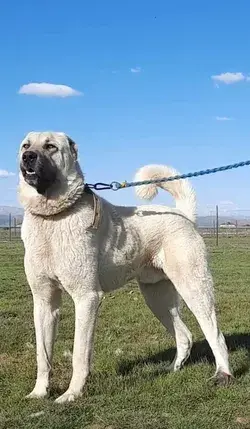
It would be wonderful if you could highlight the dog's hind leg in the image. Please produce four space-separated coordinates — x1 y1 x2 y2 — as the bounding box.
163 231 232 382
139 279 192 371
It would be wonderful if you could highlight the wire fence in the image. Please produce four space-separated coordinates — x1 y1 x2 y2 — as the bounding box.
198 206 250 241
1 207 250 245
0 214 22 242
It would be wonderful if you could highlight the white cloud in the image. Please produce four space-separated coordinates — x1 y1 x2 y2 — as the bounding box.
211 72 245 85
18 82 82 98
216 116 233 121
130 67 141 73
0 170 15 178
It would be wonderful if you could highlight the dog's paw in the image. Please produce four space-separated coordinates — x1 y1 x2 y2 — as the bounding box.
26 388 48 399
209 371 234 387
165 360 179 372
54 390 82 404
166 354 191 373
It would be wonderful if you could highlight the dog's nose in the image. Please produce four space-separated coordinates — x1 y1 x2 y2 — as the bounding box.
22 151 37 164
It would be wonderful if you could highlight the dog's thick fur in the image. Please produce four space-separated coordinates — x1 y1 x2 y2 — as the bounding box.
18 131 232 403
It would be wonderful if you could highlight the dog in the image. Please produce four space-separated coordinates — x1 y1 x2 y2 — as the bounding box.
18 131 232 403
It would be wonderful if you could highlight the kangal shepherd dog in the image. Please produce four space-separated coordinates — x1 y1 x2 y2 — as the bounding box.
18 131 232 403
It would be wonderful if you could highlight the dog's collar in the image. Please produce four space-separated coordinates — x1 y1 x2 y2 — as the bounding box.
84 184 102 230
91 192 102 229
84 184 94 195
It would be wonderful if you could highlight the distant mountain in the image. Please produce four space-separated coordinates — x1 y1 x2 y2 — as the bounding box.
0 206 23 216
197 215 250 227
0 206 250 228
0 206 23 227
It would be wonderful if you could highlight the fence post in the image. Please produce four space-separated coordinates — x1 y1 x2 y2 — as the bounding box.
216 205 219 246
9 213 12 241
14 217 17 237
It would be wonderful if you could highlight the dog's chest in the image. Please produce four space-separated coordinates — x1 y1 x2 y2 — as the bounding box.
22 214 91 277
22 216 54 273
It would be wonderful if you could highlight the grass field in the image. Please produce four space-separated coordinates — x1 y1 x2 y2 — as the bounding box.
0 238 250 429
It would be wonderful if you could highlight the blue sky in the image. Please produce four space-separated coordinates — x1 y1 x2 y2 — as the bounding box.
1 0 250 215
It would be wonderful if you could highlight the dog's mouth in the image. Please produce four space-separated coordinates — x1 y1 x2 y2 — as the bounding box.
20 159 58 195
20 165 42 192
21 166 38 180
25 168 36 176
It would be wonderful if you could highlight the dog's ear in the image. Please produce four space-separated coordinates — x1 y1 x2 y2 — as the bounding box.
66 136 78 161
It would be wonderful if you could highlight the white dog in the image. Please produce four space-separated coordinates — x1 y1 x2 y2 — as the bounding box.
18 131 232 403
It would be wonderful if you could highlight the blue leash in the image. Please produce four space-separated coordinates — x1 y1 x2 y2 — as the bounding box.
86 159 250 191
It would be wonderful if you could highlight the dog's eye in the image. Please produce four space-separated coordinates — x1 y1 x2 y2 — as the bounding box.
45 143 57 151
22 143 30 150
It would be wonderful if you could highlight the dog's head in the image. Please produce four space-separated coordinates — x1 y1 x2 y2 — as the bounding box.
19 132 78 195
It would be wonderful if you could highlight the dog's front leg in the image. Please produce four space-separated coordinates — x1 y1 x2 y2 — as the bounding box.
55 290 103 404
26 286 62 399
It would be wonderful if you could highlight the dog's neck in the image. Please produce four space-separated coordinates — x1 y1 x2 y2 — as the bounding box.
18 166 86 217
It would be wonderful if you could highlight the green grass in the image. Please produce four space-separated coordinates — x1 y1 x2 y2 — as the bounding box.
0 238 250 429
0 227 21 241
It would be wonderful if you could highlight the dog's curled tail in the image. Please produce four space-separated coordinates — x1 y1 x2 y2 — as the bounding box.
134 164 196 223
